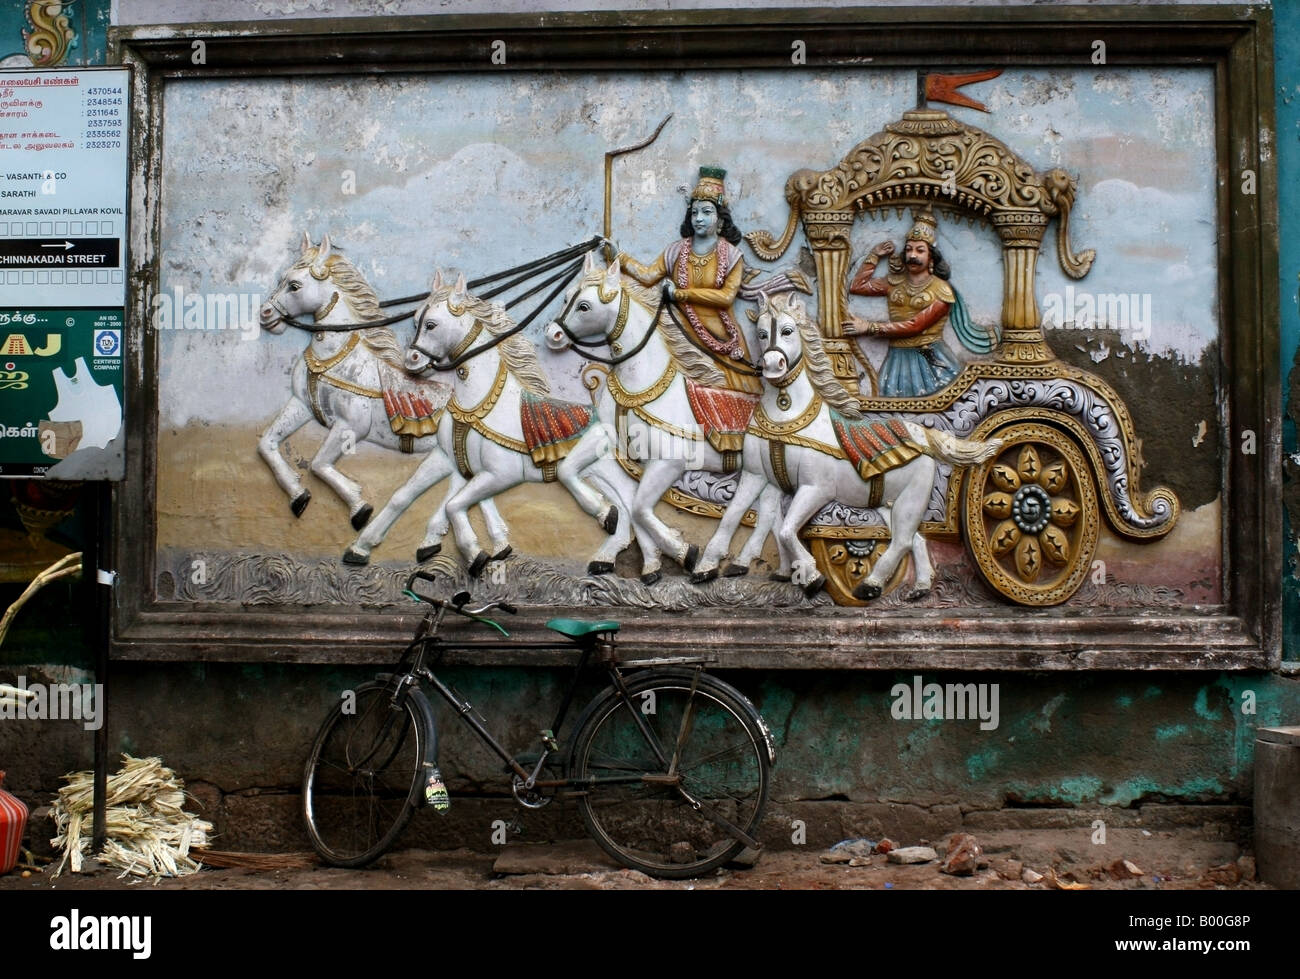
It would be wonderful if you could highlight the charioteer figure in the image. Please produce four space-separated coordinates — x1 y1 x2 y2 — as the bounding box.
616 166 762 396
843 205 996 398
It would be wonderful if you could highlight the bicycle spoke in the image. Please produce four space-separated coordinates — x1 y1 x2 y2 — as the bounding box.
304 683 424 866
573 676 769 878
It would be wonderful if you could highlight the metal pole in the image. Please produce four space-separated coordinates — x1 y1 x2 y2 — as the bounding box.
90 481 110 851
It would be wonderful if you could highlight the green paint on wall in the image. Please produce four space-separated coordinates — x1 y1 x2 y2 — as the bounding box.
1056 775 1104 803
1115 694 1133 709
1155 724 1189 741
1101 776 1225 807
966 747 1002 781
1192 686 1222 720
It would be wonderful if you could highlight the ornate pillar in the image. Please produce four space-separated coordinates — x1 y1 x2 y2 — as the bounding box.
803 209 859 393
991 211 1054 365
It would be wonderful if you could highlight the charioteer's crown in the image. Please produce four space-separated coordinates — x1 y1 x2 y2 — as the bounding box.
690 166 728 206
907 205 938 245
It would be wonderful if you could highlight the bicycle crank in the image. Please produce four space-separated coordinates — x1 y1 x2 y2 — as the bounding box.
511 774 552 809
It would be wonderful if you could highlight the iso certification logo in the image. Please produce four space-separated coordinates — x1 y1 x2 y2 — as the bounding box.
93 329 121 357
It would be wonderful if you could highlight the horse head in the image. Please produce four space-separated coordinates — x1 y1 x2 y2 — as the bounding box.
406 269 476 374
755 292 810 384
260 231 345 334
545 251 622 352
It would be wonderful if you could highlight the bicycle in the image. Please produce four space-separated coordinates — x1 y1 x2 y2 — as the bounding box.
302 570 775 879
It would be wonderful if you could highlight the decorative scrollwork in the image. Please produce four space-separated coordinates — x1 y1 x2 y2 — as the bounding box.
24 2 76 68
1040 168 1096 279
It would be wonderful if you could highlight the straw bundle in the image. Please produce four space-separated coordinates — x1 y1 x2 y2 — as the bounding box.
50 754 213 879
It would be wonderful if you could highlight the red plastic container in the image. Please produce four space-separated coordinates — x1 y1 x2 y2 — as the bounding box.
0 770 28 874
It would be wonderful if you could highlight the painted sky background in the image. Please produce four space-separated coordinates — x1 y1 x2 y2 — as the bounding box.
157 66 1216 428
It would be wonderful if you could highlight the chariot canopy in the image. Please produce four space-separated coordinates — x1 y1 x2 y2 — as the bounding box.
746 107 1096 390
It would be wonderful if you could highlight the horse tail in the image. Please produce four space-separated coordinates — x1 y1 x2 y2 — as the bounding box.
922 427 1003 466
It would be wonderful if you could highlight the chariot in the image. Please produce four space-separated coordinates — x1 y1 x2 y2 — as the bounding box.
647 106 1179 607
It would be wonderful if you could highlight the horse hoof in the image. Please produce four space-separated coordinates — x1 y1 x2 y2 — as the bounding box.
341 547 369 566
853 582 883 601
468 551 491 578
802 574 826 599
905 586 932 602
350 503 373 531
492 545 513 561
415 543 441 563
689 568 718 585
587 561 614 576
601 507 619 535
640 571 662 587
769 572 792 583
722 562 749 578
290 491 311 518
682 544 700 572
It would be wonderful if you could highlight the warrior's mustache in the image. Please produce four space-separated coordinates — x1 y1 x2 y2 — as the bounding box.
906 257 925 267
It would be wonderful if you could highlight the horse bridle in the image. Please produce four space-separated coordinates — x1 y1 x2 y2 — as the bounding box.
757 308 806 410
551 281 667 367
409 257 585 374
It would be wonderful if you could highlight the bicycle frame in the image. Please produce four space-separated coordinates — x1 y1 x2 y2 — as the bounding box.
381 595 762 851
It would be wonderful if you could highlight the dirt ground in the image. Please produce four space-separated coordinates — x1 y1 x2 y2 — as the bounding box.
0 830 1270 892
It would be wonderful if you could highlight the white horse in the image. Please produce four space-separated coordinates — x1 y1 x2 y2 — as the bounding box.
699 293 1003 599
259 233 509 560
389 270 637 576
544 254 784 585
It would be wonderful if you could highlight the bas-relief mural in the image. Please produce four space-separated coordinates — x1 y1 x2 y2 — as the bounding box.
154 67 1220 615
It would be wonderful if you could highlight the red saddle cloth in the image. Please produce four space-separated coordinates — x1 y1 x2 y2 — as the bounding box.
520 391 593 466
382 382 448 438
684 379 758 453
830 411 924 482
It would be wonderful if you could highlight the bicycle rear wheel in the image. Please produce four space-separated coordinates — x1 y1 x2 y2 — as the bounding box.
570 670 771 879
302 678 425 868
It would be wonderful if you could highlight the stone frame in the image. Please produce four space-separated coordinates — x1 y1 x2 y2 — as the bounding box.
108 5 1279 670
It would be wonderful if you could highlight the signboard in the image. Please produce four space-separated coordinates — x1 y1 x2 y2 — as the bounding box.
0 66 127 479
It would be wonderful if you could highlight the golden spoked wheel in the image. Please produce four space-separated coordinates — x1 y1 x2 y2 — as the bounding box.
808 535 911 605
963 422 1100 607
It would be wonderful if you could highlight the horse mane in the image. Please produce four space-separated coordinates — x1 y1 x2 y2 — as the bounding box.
297 247 405 370
426 285 550 395
579 270 726 387
774 296 863 419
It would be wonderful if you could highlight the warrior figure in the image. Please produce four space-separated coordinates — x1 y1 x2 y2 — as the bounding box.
843 206 995 397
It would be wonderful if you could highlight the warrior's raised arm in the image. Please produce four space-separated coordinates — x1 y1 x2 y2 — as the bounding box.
849 240 896 295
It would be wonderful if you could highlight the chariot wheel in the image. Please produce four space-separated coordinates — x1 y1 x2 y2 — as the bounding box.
808 536 911 605
962 422 1100 607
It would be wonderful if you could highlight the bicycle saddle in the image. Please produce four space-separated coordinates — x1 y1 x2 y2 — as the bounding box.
545 618 620 638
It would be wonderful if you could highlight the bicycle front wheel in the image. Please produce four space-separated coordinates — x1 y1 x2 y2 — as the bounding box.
571 670 771 879
302 679 425 868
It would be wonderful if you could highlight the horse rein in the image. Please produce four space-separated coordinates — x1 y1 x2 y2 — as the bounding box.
270 235 604 334
411 257 586 373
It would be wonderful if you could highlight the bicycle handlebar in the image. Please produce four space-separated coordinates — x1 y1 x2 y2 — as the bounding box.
403 570 517 616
